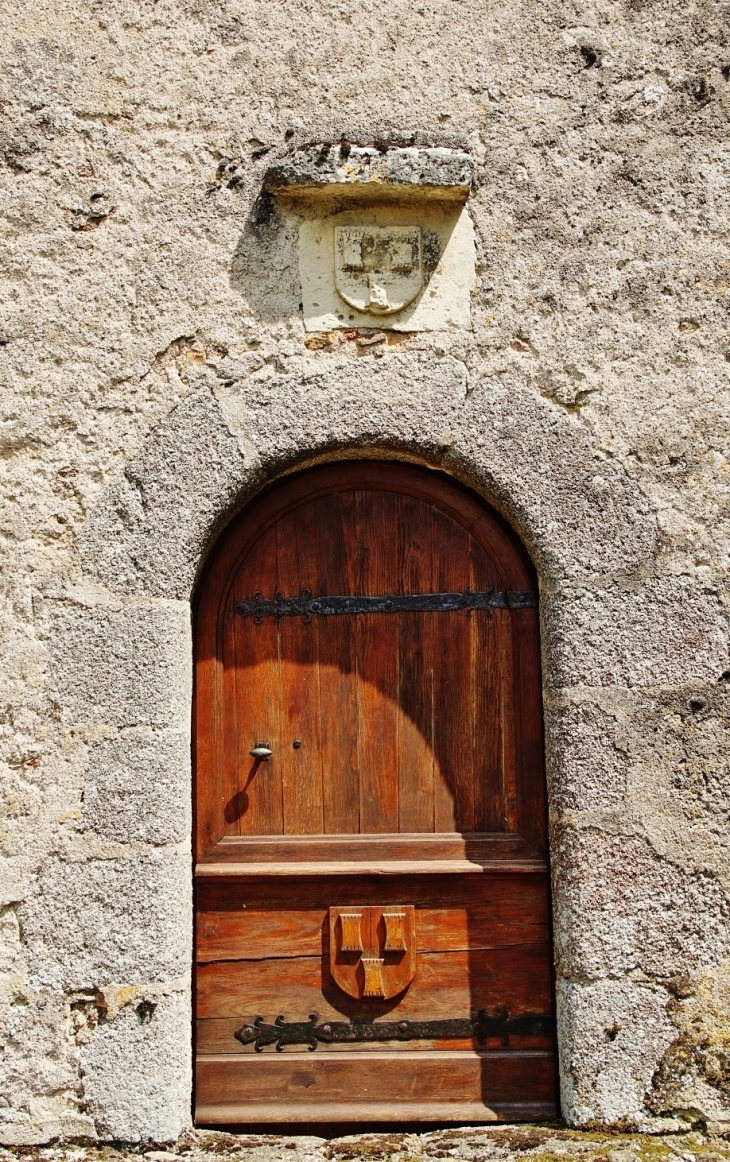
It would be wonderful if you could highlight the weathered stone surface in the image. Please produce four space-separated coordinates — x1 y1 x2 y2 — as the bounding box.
648 960 730 1132
79 386 252 601
48 600 191 729
557 979 677 1127
2 1124 730 1160
80 988 190 1143
544 690 630 813
620 683 730 891
452 379 657 583
83 730 191 846
264 145 474 200
552 831 729 983
543 578 728 688
21 851 191 990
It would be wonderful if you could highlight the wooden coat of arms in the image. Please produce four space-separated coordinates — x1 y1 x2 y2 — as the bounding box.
329 905 417 1000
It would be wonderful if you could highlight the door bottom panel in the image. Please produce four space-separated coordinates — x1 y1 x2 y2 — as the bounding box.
195 1049 557 1123
195 1102 558 1124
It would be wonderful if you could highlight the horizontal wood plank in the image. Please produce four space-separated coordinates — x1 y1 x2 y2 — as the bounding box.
195 1100 557 1124
196 872 549 913
197 890 549 962
206 832 538 861
196 945 553 1026
195 1049 557 1115
196 860 546 877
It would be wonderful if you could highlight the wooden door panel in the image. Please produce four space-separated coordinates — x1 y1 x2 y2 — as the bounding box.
196 873 551 961
197 908 550 962
228 527 282 837
194 463 556 1123
355 489 401 833
197 944 553 1025
396 493 435 832
196 1050 557 1122
277 505 324 834
432 508 475 832
315 491 360 833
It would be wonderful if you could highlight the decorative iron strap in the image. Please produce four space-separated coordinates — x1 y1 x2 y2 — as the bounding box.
235 1009 552 1052
234 588 537 624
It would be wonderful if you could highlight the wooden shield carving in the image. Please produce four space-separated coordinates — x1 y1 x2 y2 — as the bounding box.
329 906 416 1000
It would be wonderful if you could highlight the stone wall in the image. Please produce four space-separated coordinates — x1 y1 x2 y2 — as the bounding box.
1 0 729 1144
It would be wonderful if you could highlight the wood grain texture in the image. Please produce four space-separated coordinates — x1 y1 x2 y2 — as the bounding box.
202 832 539 861
195 1100 557 1124
196 872 550 961
193 461 554 1123
194 461 547 848
355 488 400 833
397 494 435 832
195 1049 557 1112
277 505 324 834
315 491 360 833
196 944 553 1025
230 526 282 837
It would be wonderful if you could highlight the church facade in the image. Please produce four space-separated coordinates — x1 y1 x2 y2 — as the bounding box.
1 0 729 1143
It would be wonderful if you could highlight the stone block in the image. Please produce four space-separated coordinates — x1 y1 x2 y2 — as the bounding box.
542 577 728 688
557 978 676 1126
21 851 191 991
236 352 468 475
299 204 476 332
48 600 191 730
84 730 191 846
79 387 252 600
80 987 191 1142
264 144 474 201
544 691 629 812
453 378 657 584
552 830 729 983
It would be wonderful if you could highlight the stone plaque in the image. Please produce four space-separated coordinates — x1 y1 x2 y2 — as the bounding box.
299 204 476 332
334 225 423 316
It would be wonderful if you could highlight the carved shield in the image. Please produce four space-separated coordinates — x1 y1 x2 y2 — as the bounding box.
329 905 416 1000
334 226 423 316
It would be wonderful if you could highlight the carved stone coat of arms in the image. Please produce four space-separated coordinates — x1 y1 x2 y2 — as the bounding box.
334 225 423 316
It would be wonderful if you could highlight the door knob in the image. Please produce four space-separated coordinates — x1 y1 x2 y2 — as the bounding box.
249 745 273 760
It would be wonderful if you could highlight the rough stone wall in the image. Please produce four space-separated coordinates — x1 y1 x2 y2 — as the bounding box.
1 0 729 1145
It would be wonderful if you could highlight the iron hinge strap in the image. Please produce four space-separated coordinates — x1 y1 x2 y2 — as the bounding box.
235 1009 552 1052
234 589 537 623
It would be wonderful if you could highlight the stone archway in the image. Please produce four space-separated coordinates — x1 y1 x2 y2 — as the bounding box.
43 360 728 1139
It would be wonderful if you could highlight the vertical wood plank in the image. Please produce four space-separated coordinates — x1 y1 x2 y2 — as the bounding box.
397 494 435 832
315 491 360 834
194 601 225 858
431 509 475 833
470 541 504 832
498 608 519 834
276 504 324 834
355 489 400 833
230 528 283 835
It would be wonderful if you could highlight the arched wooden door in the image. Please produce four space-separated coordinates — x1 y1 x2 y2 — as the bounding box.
194 462 556 1125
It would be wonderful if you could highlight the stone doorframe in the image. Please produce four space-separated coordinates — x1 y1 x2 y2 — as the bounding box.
43 357 728 1140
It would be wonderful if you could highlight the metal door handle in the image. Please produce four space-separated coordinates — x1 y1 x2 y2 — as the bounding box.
249 745 273 760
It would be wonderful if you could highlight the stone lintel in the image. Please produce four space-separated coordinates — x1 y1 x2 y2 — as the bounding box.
264 144 474 202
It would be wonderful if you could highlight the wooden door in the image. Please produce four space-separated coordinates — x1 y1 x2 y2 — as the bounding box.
194 462 556 1125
